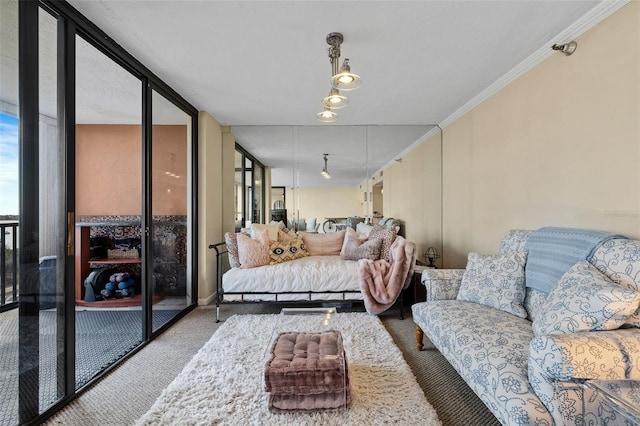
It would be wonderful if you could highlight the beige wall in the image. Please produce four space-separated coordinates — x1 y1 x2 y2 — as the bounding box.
285 187 361 229
441 2 640 267
198 112 223 304
383 131 443 266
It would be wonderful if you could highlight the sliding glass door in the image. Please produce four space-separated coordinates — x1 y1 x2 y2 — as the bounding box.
74 33 144 389
1 2 198 424
150 90 192 330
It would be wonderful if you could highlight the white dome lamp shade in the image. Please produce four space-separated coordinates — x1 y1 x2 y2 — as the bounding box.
331 58 362 91
316 106 338 123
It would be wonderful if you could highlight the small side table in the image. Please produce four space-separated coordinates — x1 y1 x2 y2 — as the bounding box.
583 380 640 425
412 264 435 303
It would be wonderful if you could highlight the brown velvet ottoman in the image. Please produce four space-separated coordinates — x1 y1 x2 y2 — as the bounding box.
264 330 350 413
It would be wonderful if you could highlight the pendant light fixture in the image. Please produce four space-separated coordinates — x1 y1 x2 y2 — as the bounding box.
322 88 349 109
316 107 338 123
316 32 361 122
332 58 362 91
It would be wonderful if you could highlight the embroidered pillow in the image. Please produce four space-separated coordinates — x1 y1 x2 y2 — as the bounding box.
368 225 397 262
300 229 346 256
269 237 309 264
340 231 382 261
532 260 640 336
457 251 529 318
237 230 270 268
224 232 241 268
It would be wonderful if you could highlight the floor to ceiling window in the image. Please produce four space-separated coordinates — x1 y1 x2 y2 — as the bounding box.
0 2 199 424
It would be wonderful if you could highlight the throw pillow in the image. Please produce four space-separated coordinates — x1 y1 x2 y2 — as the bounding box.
356 222 373 238
250 223 280 241
224 232 241 268
368 224 397 262
269 237 309 264
340 231 382 261
457 251 529 318
300 229 346 256
277 229 297 244
237 229 270 268
532 260 640 336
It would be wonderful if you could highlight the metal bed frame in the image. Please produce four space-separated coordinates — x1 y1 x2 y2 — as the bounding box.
208 242 379 322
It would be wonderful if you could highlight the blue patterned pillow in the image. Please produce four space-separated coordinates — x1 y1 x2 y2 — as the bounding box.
532 261 640 336
457 251 528 318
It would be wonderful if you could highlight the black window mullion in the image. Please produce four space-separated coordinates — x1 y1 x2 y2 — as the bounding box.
59 13 77 399
18 1 41 422
142 81 152 341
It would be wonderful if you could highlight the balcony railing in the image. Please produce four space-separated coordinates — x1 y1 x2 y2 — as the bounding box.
1 221 18 311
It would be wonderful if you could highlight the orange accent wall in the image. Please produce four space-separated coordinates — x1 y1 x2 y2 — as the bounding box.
76 124 187 216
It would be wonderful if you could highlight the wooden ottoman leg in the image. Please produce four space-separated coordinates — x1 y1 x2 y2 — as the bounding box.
415 324 424 351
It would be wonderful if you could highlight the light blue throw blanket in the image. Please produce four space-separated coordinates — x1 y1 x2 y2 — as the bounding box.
523 227 624 293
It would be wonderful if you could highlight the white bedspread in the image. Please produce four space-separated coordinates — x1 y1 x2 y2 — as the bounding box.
222 255 363 301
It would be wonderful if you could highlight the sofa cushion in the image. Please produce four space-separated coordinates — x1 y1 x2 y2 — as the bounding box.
590 238 640 327
457 251 529 318
532 260 640 336
269 237 308 265
412 300 553 426
237 230 270 268
300 230 346 256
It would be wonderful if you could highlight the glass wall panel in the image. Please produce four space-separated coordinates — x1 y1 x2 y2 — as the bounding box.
150 90 192 331
74 35 143 389
234 150 243 230
253 164 263 224
0 1 20 424
37 6 65 415
244 157 253 226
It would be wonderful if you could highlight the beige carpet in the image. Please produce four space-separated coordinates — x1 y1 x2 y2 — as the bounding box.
137 312 441 425
45 304 500 426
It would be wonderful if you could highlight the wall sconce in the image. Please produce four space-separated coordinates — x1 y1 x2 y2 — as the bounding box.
552 41 577 56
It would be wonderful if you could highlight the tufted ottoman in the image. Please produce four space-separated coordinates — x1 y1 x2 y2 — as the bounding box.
264 330 350 413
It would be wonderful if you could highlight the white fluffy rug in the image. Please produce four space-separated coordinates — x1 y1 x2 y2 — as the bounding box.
136 313 442 425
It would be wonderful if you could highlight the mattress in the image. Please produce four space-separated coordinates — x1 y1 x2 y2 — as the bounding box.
222 255 363 301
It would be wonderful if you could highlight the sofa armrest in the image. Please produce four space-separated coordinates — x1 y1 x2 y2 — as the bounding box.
421 269 465 301
530 329 640 382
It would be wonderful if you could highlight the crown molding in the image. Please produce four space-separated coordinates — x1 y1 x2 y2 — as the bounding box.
439 0 630 129
373 125 441 178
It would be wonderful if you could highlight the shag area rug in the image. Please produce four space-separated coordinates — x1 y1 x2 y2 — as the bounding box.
136 312 442 425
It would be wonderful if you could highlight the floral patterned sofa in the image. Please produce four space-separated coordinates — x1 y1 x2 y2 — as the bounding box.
412 229 640 425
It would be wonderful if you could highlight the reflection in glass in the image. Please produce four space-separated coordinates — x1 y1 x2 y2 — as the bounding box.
234 150 243 231
151 90 192 331
75 34 143 389
1 1 20 424
244 157 253 226
38 7 65 414
253 164 263 224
